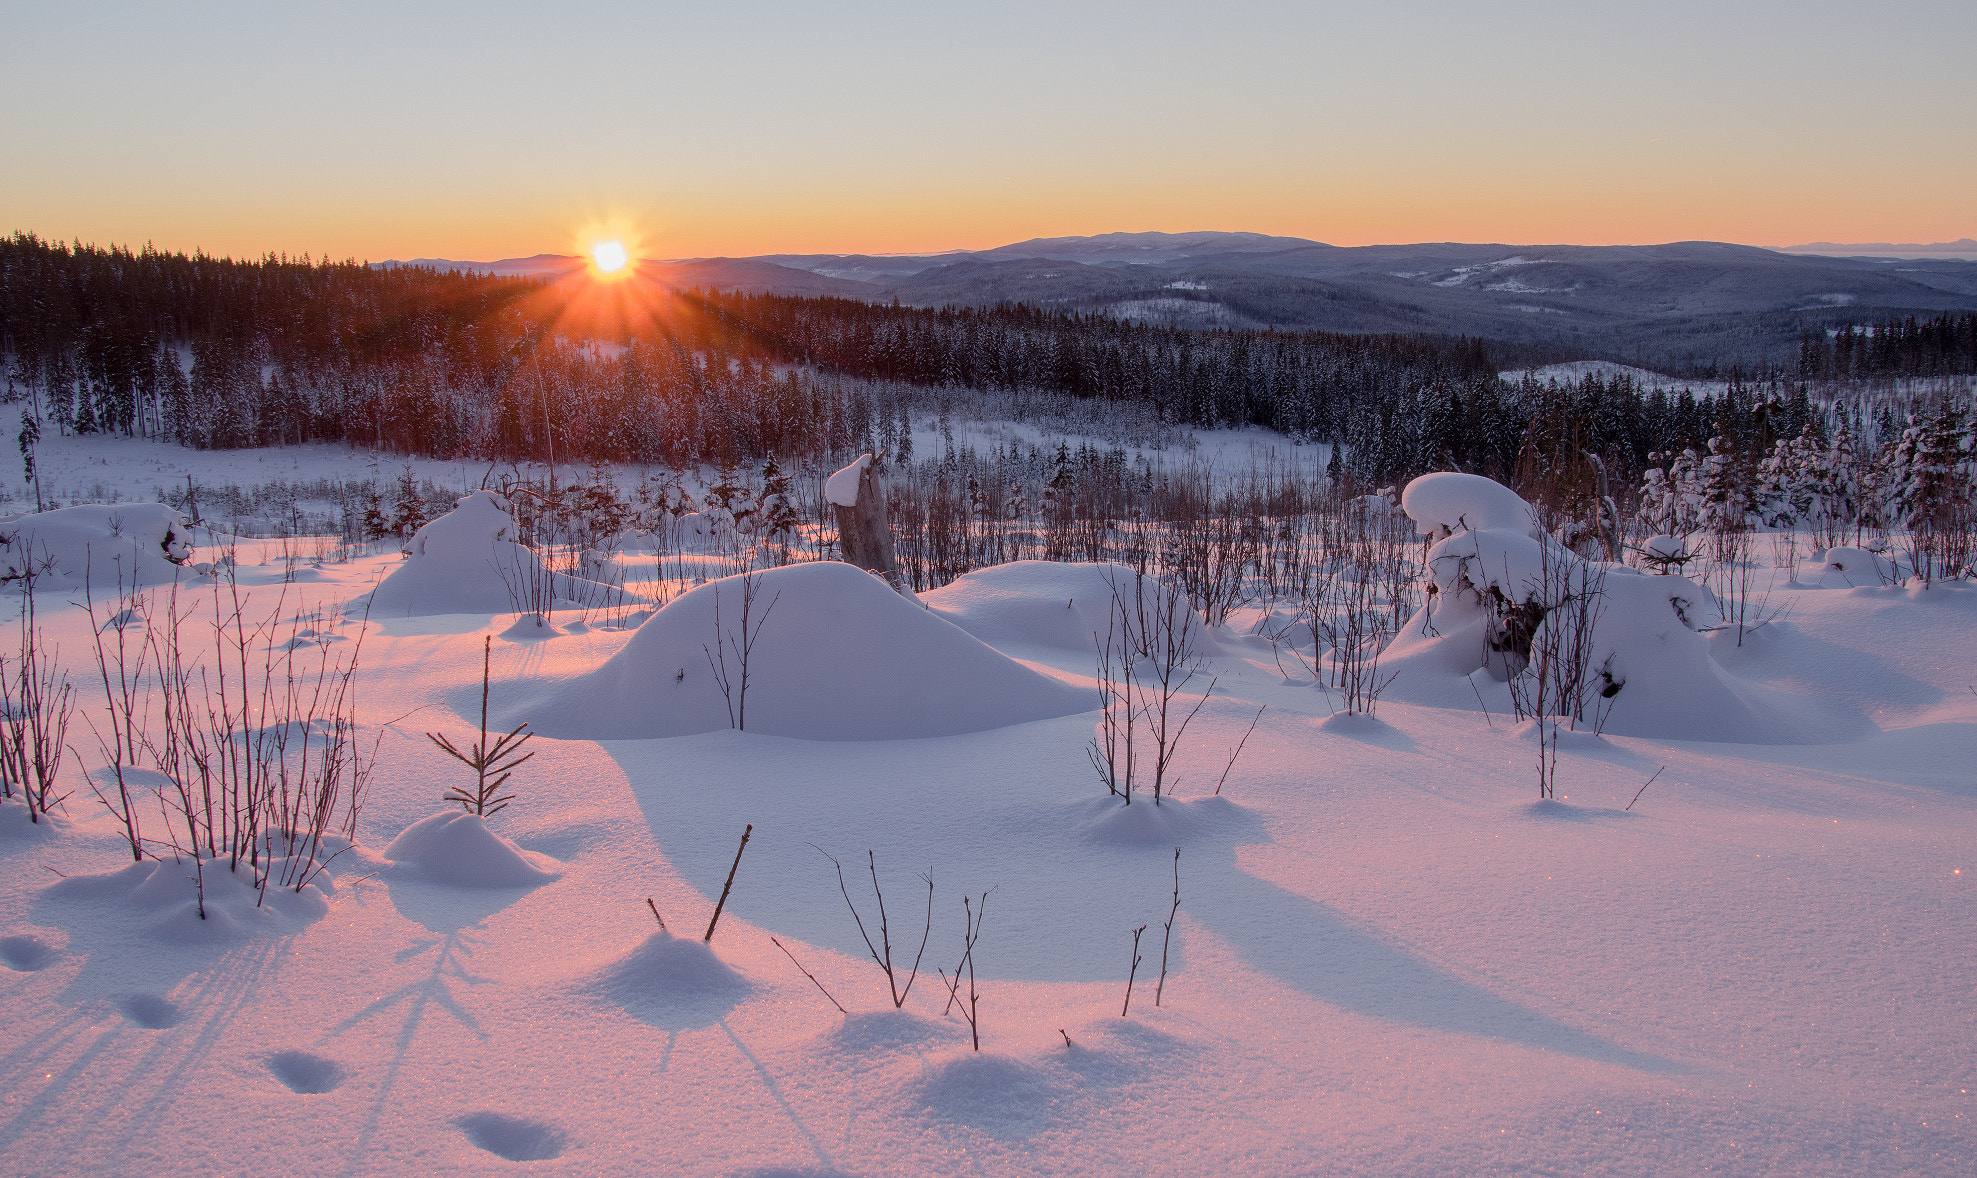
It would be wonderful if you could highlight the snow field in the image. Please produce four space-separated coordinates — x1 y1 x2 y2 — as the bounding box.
0 485 1971 1174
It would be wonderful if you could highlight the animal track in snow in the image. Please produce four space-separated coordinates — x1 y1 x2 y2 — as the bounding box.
268 1050 345 1093
0 933 56 971
456 1112 567 1161
118 993 181 1028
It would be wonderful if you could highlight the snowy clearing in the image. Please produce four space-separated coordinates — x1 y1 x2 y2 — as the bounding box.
0 475 1970 1177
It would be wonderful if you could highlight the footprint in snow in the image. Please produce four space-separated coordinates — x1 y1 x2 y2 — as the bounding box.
0 934 57 971
268 1050 345 1094
456 1112 567 1161
119 993 181 1028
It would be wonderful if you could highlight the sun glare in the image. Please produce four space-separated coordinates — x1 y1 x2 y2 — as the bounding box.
591 240 628 274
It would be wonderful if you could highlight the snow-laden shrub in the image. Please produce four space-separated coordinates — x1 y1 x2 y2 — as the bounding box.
0 503 192 589
362 491 648 618
1386 473 1799 742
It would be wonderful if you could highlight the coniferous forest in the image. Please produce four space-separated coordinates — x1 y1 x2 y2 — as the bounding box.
2 234 1970 494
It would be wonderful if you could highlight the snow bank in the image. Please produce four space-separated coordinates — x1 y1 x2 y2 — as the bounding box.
360 491 647 617
382 810 562 887
1401 471 1536 537
0 503 193 589
825 453 873 508
529 560 1091 741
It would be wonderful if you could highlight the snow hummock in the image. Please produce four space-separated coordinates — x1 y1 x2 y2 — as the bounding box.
825 453 874 508
41 857 331 941
381 810 562 887
921 560 1199 658
361 491 646 618
1400 471 1537 538
0 502 194 589
580 931 751 1031
528 560 1091 741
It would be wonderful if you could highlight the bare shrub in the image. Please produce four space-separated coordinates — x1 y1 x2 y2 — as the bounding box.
1087 571 1215 805
702 562 781 731
820 848 933 1009
939 890 990 1051
0 568 76 823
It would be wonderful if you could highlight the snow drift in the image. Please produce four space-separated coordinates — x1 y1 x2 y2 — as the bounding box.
360 491 647 617
528 560 1091 741
0 502 193 589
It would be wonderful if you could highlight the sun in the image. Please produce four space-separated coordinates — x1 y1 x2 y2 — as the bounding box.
591 240 629 275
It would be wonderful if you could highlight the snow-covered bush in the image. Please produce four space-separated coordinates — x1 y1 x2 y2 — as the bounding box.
0 503 193 589
362 491 648 618
1387 472 1797 744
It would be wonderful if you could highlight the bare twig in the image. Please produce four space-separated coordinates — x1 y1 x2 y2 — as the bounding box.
1213 706 1265 796
1625 766 1666 812
645 897 667 931
1155 847 1181 1005
703 822 753 942
771 935 847 1015
1122 923 1148 1017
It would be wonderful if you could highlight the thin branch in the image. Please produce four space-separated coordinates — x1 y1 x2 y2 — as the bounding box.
771 935 847 1014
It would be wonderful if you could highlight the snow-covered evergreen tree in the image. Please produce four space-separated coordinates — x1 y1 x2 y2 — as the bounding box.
758 455 798 537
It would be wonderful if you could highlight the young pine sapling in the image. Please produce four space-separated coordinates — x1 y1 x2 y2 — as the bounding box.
429 635 535 817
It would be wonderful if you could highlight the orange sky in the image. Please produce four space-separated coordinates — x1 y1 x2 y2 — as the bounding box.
4 3 1971 262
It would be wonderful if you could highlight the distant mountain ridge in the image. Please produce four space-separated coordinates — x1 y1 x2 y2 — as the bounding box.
1780 239 1977 261
378 231 1977 370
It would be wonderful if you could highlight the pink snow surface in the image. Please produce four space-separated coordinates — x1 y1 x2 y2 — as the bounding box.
0 535 1973 1176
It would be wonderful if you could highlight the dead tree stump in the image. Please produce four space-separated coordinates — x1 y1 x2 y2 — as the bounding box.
828 453 902 590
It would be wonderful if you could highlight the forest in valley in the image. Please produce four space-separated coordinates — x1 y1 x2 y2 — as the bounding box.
2 234 1971 530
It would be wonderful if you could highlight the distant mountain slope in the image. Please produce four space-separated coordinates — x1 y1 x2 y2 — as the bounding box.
1781 238 1977 261
382 232 1977 370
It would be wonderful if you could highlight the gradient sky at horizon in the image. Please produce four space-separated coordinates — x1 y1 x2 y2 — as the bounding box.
4 1 1972 263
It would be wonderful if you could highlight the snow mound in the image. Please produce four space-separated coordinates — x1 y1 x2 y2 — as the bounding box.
581 932 750 1030
1817 546 1897 587
361 491 647 618
529 561 1091 741
0 503 194 589
0 801 65 840
498 612 555 641
922 560 1219 658
41 858 330 941
1402 471 1537 537
1073 794 1247 847
915 1053 1057 1134
382 810 562 887
827 1009 953 1054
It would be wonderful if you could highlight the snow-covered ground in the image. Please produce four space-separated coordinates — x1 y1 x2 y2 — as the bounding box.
0 466 1972 1176
1499 360 1734 398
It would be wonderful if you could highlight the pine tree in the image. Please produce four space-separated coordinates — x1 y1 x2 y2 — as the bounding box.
759 456 798 536
1699 432 1746 535
390 468 427 539
894 400 913 463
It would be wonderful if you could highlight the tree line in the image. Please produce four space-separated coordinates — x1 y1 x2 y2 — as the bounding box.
1 233 1890 493
1798 312 1977 382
